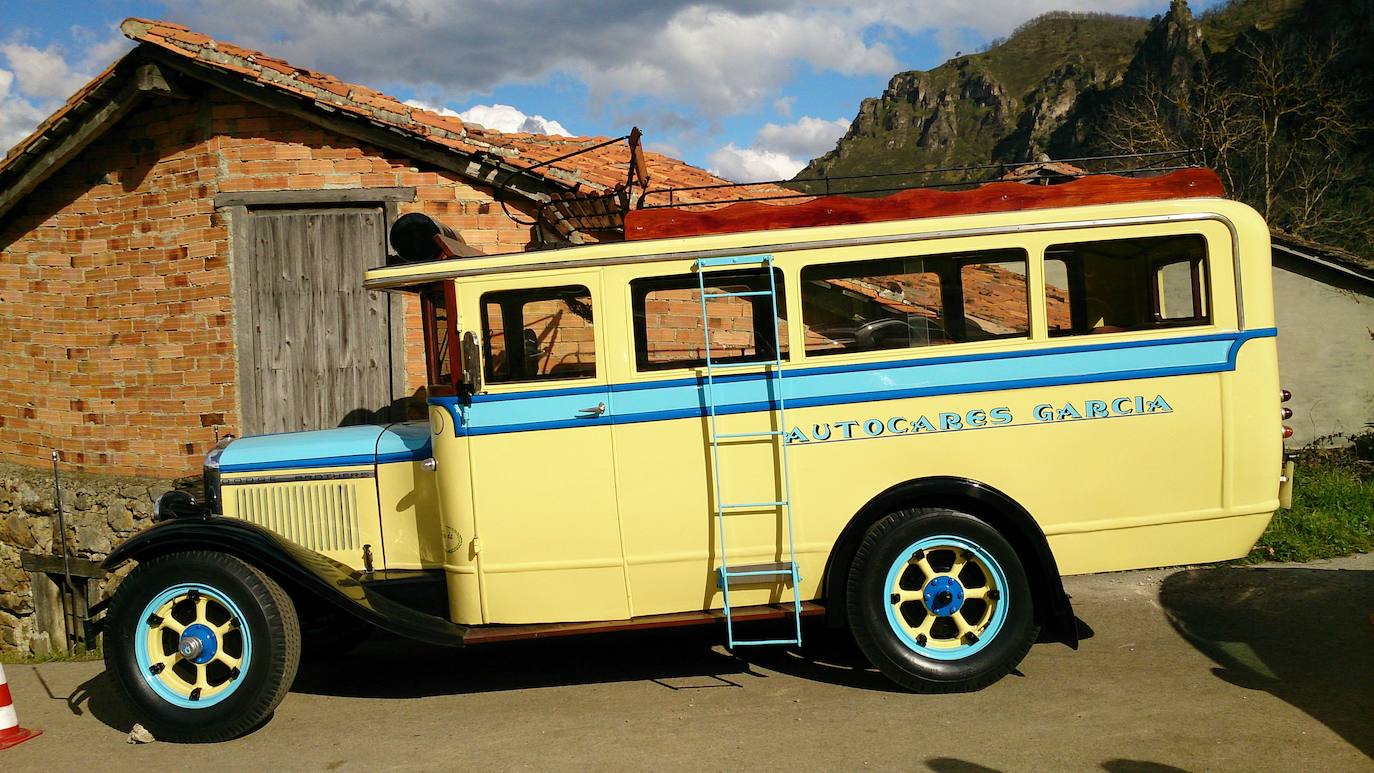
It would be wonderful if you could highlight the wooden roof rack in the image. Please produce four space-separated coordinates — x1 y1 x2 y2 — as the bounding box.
526 146 1223 245
624 166 1225 241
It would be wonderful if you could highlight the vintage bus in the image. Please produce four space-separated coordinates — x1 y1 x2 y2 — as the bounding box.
99 166 1291 742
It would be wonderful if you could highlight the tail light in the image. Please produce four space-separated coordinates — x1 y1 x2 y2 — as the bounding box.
1280 387 1292 437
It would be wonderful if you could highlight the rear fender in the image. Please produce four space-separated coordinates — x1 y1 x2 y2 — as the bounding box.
103 517 466 646
821 476 1079 648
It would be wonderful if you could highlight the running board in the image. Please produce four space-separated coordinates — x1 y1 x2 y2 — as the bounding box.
462 601 825 645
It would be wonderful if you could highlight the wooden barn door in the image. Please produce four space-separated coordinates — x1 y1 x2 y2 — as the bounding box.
233 205 404 435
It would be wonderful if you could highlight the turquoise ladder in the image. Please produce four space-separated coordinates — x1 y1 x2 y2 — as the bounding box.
695 254 803 648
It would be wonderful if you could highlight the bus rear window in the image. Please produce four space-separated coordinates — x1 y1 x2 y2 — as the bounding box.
1045 234 1210 337
799 249 1029 356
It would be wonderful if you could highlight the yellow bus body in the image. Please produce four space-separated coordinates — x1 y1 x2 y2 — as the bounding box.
325 196 1285 627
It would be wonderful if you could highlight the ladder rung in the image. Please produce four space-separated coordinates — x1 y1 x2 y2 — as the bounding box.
713 431 784 440
703 359 780 370
721 561 797 578
729 638 801 647
704 290 772 299
719 501 788 510
696 255 772 268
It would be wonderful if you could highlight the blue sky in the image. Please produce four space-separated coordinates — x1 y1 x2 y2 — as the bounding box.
0 1 1222 181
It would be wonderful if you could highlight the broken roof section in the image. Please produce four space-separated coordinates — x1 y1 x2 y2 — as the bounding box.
1270 231 1374 285
0 17 737 237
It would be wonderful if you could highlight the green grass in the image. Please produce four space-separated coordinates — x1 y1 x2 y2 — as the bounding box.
1244 446 1374 563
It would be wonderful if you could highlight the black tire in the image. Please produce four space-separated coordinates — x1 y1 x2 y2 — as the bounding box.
103 551 301 742
846 507 1037 692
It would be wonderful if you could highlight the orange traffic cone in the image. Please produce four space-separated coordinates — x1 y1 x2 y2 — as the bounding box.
0 662 41 750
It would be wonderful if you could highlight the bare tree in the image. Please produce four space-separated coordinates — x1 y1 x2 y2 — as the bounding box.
1099 33 1365 239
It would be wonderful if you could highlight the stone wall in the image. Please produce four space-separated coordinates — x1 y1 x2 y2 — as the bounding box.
0 461 191 656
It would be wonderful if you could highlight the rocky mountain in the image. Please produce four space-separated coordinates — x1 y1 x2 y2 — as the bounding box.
799 12 1148 183
799 0 1374 252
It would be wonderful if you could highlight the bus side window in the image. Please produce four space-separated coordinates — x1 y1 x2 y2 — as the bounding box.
1045 235 1210 337
480 285 596 383
630 268 787 371
799 249 1028 356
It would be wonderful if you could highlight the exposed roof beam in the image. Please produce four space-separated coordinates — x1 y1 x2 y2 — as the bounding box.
142 48 568 207
0 81 145 223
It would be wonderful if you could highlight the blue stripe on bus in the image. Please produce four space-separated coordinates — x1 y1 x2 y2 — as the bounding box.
431 328 1277 437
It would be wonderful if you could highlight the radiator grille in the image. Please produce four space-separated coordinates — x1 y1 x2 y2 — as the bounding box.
231 481 363 553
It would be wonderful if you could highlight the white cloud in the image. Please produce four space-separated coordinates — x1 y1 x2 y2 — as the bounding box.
756 116 850 160
0 41 91 102
0 68 51 151
457 104 569 136
0 32 132 154
404 99 569 136
707 115 849 183
163 1 903 121
154 0 1159 148
708 143 805 183
585 7 898 115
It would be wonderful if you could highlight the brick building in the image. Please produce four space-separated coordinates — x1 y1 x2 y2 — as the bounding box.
0 17 751 654
0 18 733 480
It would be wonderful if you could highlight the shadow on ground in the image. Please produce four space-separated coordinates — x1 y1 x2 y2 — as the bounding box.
287 619 901 699
65 619 896 734
1159 565 1374 759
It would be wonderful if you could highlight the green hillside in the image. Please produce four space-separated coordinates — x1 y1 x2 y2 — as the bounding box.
798 0 1374 253
798 12 1149 187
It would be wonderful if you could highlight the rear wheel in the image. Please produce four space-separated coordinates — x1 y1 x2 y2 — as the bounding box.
846 507 1037 692
104 551 301 742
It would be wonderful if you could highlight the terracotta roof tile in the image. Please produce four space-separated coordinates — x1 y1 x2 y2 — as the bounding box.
0 17 789 238
103 17 741 199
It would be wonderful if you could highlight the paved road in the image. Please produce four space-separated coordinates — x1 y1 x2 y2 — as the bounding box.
4 555 1372 771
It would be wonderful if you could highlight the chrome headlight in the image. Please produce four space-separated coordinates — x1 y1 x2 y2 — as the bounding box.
203 435 234 515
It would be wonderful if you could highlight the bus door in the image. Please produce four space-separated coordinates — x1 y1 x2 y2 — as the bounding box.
459 271 630 623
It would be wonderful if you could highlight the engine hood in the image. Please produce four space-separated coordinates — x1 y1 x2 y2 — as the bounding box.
218 422 432 474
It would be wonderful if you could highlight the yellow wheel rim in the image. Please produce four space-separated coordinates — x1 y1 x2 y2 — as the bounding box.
884 535 1009 660
135 584 251 708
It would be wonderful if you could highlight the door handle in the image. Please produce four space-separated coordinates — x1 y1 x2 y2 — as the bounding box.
577 402 607 417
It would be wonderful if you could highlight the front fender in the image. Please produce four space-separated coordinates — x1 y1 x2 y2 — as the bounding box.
104 517 466 647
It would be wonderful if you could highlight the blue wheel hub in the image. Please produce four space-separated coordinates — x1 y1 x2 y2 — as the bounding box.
922 575 965 616
178 623 218 665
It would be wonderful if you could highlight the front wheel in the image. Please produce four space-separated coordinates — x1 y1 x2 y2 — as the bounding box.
846 507 1037 692
104 551 301 742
